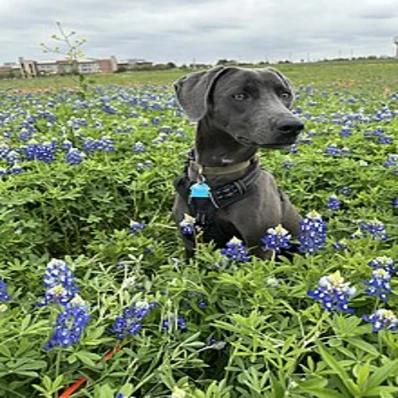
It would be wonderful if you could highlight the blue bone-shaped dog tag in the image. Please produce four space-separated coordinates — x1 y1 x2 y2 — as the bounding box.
189 182 211 199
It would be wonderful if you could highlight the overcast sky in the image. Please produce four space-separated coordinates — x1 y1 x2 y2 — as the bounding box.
1 0 398 64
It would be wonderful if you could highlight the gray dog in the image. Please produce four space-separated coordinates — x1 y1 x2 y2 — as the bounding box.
172 66 304 258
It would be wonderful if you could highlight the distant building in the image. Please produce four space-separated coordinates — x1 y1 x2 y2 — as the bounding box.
37 61 58 75
97 56 118 73
0 62 20 78
16 56 119 78
19 58 38 78
117 58 153 70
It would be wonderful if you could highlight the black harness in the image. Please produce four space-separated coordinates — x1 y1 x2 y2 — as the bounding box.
174 150 261 246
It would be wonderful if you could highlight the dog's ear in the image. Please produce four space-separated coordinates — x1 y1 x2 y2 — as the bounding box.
267 67 295 106
173 66 228 122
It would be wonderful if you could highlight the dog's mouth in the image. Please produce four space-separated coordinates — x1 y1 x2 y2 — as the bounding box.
236 136 297 149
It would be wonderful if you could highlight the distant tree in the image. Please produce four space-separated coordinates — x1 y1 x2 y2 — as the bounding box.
166 62 177 69
216 59 237 66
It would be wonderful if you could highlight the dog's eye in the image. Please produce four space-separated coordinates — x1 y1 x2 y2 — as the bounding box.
281 92 291 100
232 93 248 101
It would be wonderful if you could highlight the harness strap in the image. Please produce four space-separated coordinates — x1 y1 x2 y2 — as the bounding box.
174 149 261 246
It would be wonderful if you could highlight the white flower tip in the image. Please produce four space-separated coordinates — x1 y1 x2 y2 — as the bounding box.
229 236 242 244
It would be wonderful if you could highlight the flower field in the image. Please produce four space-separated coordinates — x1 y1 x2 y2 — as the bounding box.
0 61 397 398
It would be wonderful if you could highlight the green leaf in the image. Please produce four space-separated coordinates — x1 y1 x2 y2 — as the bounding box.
75 351 102 368
364 386 398 396
318 344 360 396
367 359 398 389
345 337 380 357
299 387 347 398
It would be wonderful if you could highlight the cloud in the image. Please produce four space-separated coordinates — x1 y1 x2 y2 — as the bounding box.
1 0 397 64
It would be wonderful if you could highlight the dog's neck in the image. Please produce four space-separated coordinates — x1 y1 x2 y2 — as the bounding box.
195 116 257 166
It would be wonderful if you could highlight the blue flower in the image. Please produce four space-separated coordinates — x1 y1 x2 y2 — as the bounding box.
110 300 156 340
340 127 352 137
384 154 398 169
363 309 398 332
364 269 392 301
162 315 187 332
23 142 56 163
359 220 387 241
325 144 341 156
129 220 146 234
392 197 398 209
179 213 195 236
44 296 90 350
260 224 291 252
220 237 250 263
43 259 79 305
66 148 85 165
368 256 395 273
298 211 327 254
308 271 356 313
338 187 352 196
327 195 341 210
332 239 348 251
133 142 146 153
0 279 11 302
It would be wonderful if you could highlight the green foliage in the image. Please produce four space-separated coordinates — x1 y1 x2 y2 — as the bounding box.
0 61 397 397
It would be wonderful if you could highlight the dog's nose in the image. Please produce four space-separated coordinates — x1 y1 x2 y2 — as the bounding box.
276 119 304 135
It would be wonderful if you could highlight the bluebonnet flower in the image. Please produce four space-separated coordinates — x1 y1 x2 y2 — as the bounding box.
359 220 387 240
0 144 10 160
61 140 73 151
129 220 145 234
6 150 21 165
368 256 395 274
298 211 327 254
363 309 398 332
8 165 24 175
327 195 341 210
384 154 398 168
133 142 146 153
44 296 90 350
23 142 56 163
83 137 114 153
110 300 156 339
392 197 398 209
308 271 356 313
332 239 348 251
341 147 351 157
162 315 187 332
43 259 79 305
0 279 10 302
290 144 298 154
179 213 195 236
325 144 341 156
339 187 352 196
340 127 352 137
152 116 161 125
220 237 250 263
103 104 117 114
260 224 291 252
364 269 392 301
198 299 208 309
136 160 153 171
66 148 85 165
100 137 115 152
379 135 393 144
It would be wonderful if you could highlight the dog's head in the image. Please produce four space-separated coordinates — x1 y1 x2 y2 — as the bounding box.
174 66 304 148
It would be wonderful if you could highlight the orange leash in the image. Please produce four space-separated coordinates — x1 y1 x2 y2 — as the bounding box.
59 344 121 398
